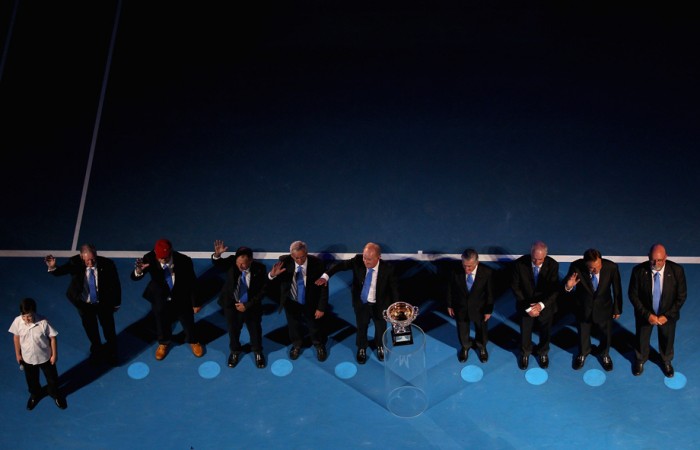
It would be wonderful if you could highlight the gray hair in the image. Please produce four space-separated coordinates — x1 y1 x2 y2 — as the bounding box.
289 241 307 253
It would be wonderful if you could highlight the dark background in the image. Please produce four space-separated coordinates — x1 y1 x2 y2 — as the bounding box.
1 1 698 257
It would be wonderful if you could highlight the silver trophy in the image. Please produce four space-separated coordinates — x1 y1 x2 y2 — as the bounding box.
383 301 419 346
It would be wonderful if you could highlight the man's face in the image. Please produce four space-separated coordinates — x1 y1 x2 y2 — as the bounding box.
236 255 252 272
586 258 602 275
81 250 96 267
649 247 667 271
291 248 308 266
462 258 478 274
531 249 546 267
362 248 379 269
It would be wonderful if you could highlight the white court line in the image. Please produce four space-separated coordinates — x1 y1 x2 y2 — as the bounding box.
70 0 123 252
2 250 700 264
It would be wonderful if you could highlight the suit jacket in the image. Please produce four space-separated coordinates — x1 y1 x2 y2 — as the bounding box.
212 256 268 310
564 258 622 322
50 254 121 310
269 254 329 312
131 250 198 308
446 263 494 322
326 255 399 310
628 260 687 322
511 254 559 317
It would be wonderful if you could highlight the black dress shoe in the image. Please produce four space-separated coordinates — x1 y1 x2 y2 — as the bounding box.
518 355 529 370
601 355 613 372
376 346 384 362
478 348 489 363
254 352 266 369
632 361 644 376
26 396 38 411
316 345 327 362
290 346 301 360
538 354 549 369
662 363 674 378
54 397 67 410
356 348 367 365
227 352 240 368
573 354 586 370
458 347 468 363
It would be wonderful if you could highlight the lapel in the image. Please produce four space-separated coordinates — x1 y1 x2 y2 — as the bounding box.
597 266 608 292
642 266 653 298
661 266 674 302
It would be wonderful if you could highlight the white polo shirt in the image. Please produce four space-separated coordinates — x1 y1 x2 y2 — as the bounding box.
8 314 58 365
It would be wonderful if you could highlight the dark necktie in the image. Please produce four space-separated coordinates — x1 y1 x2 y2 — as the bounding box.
88 268 98 303
467 273 474 292
163 265 174 290
533 266 539 286
361 268 374 303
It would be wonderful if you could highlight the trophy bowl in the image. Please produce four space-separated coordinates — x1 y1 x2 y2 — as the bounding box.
383 301 419 336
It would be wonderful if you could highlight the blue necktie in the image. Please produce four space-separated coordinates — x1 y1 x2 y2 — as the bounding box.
361 268 374 303
467 273 474 292
163 265 174 290
296 266 305 304
88 268 98 303
533 266 539 285
238 270 248 303
591 273 598 291
653 271 661 313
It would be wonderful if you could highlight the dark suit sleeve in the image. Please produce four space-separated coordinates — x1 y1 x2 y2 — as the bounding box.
103 257 122 308
628 265 648 319
510 260 527 305
211 254 233 271
484 267 494 315
446 271 455 309
665 262 688 321
542 259 560 310
325 255 361 277
386 263 399 303
612 263 623 315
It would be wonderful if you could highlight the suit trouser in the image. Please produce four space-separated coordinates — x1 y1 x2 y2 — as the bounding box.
520 313 552 356
635 318 676 363
76 302 117 355
283 299 326 348
456 308 488 350
578 316 611 357
153 299 196 345
224 305 262 353
24 360 60 399
355 302 387 349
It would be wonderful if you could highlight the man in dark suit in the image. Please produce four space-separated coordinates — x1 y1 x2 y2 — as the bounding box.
446 248 494 363
316 242 399 364
131 239 203 361
268 240 329 362
45 243 121 365
628 243 687 377
212 241 267 369
564 248 622 371
511 241 560 370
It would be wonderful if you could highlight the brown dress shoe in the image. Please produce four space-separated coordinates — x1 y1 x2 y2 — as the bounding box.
155 344 169 360
190 342 204 357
